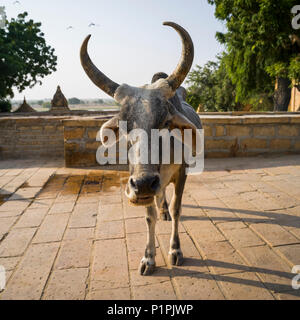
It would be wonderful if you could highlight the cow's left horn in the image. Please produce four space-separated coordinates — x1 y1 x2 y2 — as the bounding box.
163 22 194 91
80 35 120 98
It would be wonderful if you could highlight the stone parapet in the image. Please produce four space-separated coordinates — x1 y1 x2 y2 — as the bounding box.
1 113 300 164
0 116 66 159
202 114 300 158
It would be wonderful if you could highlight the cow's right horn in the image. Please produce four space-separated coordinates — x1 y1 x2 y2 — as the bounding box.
80 35 120 98
163 22 194 92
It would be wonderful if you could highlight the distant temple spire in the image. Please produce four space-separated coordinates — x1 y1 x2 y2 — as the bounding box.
14 96 36 113
50 86 70 112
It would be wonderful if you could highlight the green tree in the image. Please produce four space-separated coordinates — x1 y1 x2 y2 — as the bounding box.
0 12 57 112
208 0 300 111
186 57 241 111
186 61 218 111
68 97 82 105
0 99 11 112
42 101 51 109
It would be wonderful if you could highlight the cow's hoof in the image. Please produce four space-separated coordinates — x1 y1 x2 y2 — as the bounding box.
139 257 156 276
160 211 172 221
169 249 183 266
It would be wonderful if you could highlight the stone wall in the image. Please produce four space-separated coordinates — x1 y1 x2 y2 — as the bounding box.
63 114 300 167
203 114 300 158
1 114 300 164
0 117 65 159
64 117 108 167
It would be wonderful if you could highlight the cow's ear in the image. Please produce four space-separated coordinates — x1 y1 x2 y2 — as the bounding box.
170 112 198 133
170 112 200 151
100 116 120 146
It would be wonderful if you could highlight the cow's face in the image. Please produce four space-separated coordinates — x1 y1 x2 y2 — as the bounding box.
80 21 195 206
116 82 170 206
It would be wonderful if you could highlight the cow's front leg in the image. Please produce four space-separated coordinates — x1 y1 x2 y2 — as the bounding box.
169 168 186 266
155 189 171 221
139 204 157 275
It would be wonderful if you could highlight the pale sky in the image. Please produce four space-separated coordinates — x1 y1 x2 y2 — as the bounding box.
2 0 225 101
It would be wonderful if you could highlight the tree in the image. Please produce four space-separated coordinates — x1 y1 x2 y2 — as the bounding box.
42 101 51 109
0 99 11 112
0 12 57 112
208 0 300 111
186 57 241 111
186 61 218 111
68 97 82 105
186 55 274 112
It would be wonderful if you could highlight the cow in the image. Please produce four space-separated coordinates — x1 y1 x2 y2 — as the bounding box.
80 22 202 275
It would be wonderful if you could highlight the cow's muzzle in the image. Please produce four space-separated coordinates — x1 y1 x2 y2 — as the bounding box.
125 174 160 206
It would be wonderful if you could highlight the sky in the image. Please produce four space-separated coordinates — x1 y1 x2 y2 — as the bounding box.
2 0 225 101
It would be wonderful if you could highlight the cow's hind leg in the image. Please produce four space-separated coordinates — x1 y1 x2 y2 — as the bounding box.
139 204 157 275
169 167 186 266
156 190 171 221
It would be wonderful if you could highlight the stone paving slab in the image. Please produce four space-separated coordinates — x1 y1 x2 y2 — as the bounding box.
0 155 300 300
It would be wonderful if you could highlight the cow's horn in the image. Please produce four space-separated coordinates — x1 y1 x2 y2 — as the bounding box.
80 35 120 98
163 22 194 91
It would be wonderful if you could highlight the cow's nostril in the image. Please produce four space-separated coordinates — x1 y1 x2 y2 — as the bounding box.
130 177 137 190
150 176 160 192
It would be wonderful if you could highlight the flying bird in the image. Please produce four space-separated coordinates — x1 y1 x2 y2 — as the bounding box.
88 22 100 27
66 26 74 30
13 1 20 4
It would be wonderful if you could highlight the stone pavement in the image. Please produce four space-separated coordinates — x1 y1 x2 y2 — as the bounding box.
0 155 300 300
